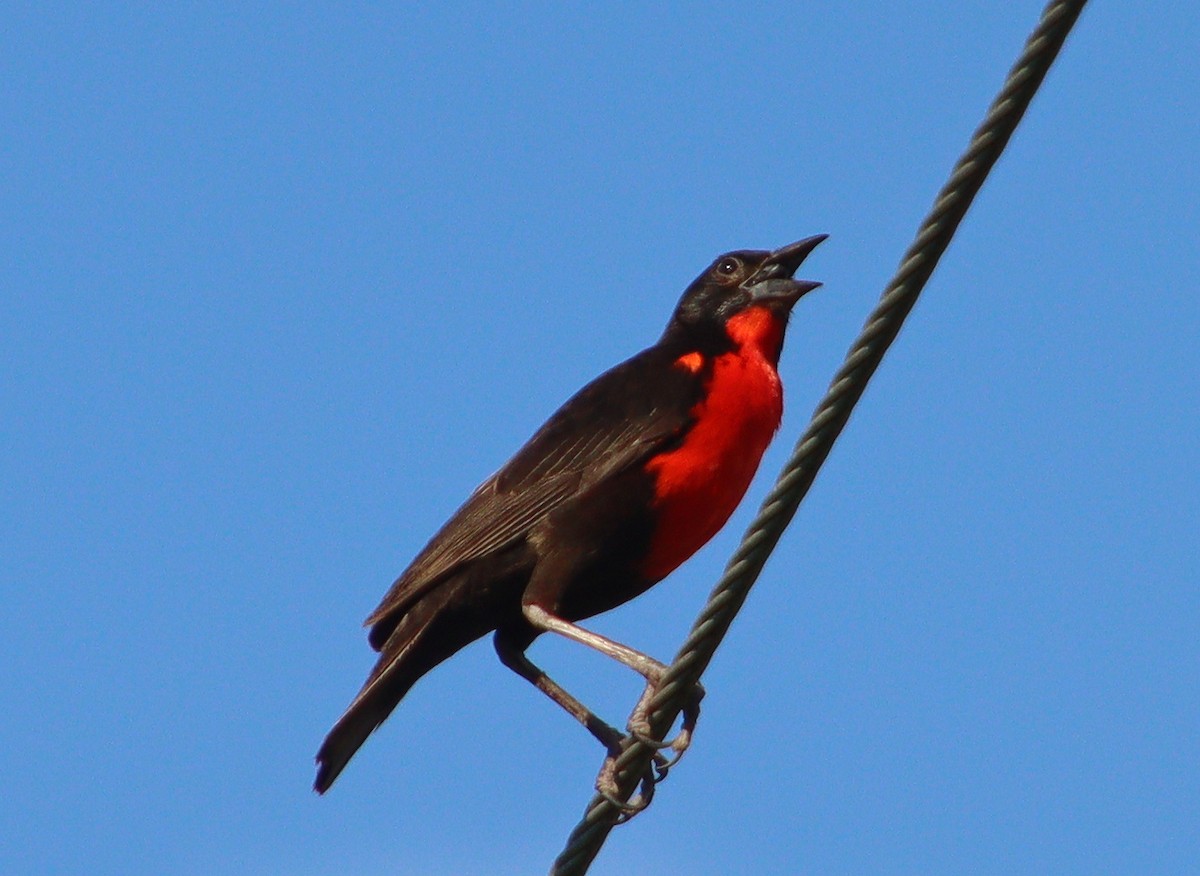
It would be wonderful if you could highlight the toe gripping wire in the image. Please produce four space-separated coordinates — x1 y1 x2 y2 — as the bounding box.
550 1 1090 873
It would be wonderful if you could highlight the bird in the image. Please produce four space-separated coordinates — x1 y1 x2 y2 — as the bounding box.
315 234 826 795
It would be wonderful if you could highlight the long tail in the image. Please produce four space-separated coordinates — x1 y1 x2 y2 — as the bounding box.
314 587 470 794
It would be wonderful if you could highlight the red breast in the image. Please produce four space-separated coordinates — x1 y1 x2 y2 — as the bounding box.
639 306 786 580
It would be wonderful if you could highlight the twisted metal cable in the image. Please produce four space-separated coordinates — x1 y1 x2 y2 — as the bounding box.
550 1 1089 873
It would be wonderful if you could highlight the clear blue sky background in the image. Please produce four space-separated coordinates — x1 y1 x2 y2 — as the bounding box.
3 4 1197 874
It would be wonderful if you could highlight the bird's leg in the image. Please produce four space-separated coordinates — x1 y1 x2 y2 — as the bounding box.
494 632 625 754
522 604 668 678
521 604 702 761
493 632 672 796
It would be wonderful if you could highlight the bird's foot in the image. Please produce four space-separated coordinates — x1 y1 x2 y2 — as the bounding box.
589 679 705 821
626 679 704 770
593 719 673 780
595 750 658 823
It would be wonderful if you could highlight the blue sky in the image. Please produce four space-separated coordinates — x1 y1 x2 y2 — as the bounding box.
3 4 1197 874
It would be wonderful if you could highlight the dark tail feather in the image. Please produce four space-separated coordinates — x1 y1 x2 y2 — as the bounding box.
314 591 461 794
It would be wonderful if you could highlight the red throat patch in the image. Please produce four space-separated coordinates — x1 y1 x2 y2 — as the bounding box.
725 306 786 362
640 306 787 580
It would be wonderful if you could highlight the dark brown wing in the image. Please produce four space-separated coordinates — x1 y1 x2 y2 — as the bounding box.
364 343 702 646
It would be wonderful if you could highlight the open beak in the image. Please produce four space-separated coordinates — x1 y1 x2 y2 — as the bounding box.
743 233 828 305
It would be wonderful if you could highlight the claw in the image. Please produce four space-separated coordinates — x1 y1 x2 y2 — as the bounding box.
629 727 689 773
625 679 705 767
595 754 657 822
627 725 679 751
649 750 672 782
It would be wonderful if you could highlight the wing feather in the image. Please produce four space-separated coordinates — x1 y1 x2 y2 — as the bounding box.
363 345 700 637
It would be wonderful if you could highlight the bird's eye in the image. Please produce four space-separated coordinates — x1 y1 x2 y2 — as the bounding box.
717 257 740 276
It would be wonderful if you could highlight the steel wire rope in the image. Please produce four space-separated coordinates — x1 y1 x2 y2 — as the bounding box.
549 1 1090 873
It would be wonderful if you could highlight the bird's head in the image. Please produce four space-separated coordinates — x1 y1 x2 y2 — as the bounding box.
665 234 827 357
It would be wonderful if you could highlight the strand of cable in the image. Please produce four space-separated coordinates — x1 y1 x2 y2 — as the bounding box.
549 1 1089 873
